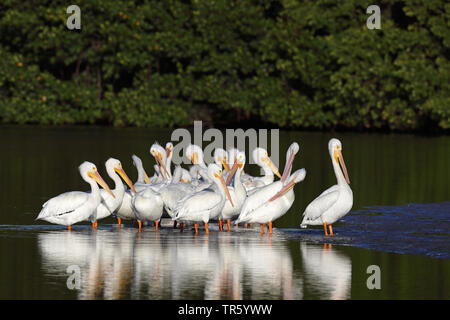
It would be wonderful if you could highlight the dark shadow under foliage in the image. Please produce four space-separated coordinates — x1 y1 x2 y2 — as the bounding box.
0 0 448 131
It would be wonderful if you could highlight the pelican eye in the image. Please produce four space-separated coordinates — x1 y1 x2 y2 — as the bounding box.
92 167 96 171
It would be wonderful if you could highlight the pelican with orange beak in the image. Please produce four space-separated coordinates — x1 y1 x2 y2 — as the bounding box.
150 143 171 181
173 164 235 235
236 143 305 234
89 158 137 228
242 148 282 192
186 144 207 169
300 138 353 236
36 162 115 230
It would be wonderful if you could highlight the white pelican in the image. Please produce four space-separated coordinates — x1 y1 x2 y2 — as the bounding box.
132 186 164 232
173 164 234 235
219 150 247 232
242 147 282 191
89 158 136 228
36 162 115 230
151 142 171 181
115 155 150 225
300 138 353 236
236 142 305 234
214 148 230 173
186 144 207 169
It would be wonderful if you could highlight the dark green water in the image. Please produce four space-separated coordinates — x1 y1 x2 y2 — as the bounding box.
0 125 449 299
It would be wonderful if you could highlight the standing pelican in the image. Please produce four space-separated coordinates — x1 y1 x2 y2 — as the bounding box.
236 143 304 234
36 162 115 230
173 164 234 235
220 150 247 232
300 138 353 236
115 155 150 224
89 158 136 228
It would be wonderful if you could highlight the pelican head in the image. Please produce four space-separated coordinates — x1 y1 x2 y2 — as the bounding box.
253 147 281 179
214 148 230 172
132 154 151 184
329 138 350 184
208 163 234 207
105 158 136 193
186 144 204 166
79 161 115 198
269 168 306 202
180 168 192 183
225 150 246 185
151 142 169 179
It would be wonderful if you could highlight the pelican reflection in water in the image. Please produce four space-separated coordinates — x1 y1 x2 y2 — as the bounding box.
37 229 320 299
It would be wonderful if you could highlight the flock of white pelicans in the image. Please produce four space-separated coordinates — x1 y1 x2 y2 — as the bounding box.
37 138 353 236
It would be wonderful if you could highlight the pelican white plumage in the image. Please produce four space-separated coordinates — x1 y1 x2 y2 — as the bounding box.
132 186 164 232
173 164 234 235
186 144 207 169
242 148 282 192
115 155 150 224
219 150 247 232
36 162 115 230
300 138 353 236
89 158 136 228
236 143 305 234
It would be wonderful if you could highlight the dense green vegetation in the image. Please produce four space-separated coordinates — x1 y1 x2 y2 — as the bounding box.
0 0 448 131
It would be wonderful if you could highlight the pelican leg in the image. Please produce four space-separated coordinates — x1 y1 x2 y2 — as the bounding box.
268 221 273 234
173 221 177 228
117 218 121 227
138 220 142 232
68 225 71 231
92 221 98 229
180 223 184 233
219 220 223 232
205 223 209 235
249 224 253 228
323 222 328 236
194 223 199 235
260 224 265 235
329 224 333 236
244 223 248 228
227 219 231 232
155 220 159 232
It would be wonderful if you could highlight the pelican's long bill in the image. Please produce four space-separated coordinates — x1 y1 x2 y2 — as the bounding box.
88 171 115 198
143 170 151 184
217 172 234 207
222 159 230 172
281 150 295 183
154 154 168 180
265 157 282 179
268 179 296 202
192 152 199 165
115 167 137 193
225 160 239 185
336 149 350 184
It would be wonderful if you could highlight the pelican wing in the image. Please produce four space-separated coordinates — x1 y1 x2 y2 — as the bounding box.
174 190 223 220
302 190 339 221
38 191 89 219
237 181 282 223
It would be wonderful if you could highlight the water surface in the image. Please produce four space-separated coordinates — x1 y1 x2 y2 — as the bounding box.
0 125 448 299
